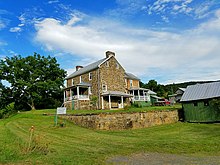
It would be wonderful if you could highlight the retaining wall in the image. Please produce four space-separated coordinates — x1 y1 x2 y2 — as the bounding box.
61 110 180 130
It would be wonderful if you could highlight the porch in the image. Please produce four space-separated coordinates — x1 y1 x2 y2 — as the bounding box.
101 91 132 109
64 82 91 102
129 87 153 102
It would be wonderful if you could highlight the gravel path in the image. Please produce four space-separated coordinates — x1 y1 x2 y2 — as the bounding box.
106 153 220 165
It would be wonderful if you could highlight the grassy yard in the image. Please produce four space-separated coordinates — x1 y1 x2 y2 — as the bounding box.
28 104 182 115
0 108 220 164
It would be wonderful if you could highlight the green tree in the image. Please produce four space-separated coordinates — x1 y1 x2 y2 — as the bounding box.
0 53 66 110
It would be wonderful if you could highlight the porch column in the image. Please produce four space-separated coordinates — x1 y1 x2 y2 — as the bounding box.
109 95 111 109
77 86 79 99
101 96 104 109
143 90 145 101
121 96 124 108
138 90 140 100
64 91 66 102
70 88 72 100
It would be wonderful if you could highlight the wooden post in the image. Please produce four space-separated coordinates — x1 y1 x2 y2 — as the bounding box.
109 95 111 109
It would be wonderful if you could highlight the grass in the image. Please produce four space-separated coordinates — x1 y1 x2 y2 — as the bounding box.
0 107 220 164
28 104 182 115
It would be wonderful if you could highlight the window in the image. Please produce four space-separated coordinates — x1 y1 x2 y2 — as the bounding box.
125 79 127 87
193 102 198 106
204 100 209 106
89 72 92 80
116 62 119 69
130 80 133 87
72 79 74 86
106 61 109 67
102 84 107 92
79 76 82 83
89 87 92 94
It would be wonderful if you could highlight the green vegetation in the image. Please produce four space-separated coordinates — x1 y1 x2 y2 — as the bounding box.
0 53 66 111
0 109 220 164
27 104 182 115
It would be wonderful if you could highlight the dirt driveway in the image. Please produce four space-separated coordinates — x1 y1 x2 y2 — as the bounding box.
106 153 220 165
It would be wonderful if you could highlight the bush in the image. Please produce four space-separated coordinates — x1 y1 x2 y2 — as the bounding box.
0 102 16 119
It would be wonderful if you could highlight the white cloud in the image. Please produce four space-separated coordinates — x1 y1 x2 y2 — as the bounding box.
48 0 59 4
34 9 220 84
9 27 22 32
0 20 6 29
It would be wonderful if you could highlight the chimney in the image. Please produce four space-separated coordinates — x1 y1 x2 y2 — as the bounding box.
106 51 115 58
76 65 83 71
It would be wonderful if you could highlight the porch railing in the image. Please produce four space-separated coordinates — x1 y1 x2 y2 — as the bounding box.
65 95 89 101
133 96 150 101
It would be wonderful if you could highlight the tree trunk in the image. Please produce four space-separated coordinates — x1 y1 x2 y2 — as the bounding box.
28 99 36 110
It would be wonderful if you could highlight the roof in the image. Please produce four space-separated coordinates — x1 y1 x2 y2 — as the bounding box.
125 72 140 80
178 88 186 92
102 91 132 97
181 81 220 102
65 58 107 79
129 87 157 95
151 95 162 99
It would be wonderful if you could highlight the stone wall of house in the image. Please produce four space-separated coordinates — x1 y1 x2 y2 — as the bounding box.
99 57 125 93
61 110 179 130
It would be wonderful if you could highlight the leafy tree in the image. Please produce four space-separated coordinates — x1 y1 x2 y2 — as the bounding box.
0 53 66 110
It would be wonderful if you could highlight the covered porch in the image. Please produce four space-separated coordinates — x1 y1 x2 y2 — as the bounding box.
129 87 154 102
64 82 91 102
101 91 132 109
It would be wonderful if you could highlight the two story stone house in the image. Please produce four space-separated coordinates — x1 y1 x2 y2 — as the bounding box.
64 51 155 110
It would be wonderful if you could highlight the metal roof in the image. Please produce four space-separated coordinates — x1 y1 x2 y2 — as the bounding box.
129 87 157 95
124 72 140 80
65 58 107 79
102 91 132 97
180 81 220 102
179 88 186 92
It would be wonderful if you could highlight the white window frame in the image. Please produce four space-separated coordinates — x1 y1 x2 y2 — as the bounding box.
102 84 107 92
116 62 119 69
79 76 82 83
72 79 74 86
89 87 92 94
89 72 92 80
130 80 133 87
106 61 109 67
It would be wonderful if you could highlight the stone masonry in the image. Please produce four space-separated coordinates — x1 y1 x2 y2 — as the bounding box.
61 110 179 130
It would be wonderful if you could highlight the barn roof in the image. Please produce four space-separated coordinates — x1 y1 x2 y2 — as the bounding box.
180 81 220 102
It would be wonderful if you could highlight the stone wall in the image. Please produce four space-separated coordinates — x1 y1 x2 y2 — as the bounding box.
61 110 179 130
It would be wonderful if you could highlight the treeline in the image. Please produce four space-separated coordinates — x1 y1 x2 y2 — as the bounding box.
0 53 66 118
140 79 217 98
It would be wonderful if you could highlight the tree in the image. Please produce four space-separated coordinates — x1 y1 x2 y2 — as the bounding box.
0 53 66 110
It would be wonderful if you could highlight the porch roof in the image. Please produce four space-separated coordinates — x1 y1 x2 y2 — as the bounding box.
102 91 132 97
129 87 157 95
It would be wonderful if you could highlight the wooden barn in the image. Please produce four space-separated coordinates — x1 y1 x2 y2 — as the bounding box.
181 82 220 122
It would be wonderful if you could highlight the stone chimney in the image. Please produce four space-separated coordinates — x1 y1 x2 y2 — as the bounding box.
106 51 115 58
76 65 83 71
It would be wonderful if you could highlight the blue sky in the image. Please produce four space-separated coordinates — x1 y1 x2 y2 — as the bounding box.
1 0 220 84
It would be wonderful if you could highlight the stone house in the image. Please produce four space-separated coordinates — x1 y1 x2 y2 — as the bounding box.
64 51 154 110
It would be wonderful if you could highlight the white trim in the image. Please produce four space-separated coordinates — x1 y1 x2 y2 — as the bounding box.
109 95 111 109
89 72 92 80
79 76 82 83
102 84 107 92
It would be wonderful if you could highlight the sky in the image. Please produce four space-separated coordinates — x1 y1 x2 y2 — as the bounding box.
1 0 220 85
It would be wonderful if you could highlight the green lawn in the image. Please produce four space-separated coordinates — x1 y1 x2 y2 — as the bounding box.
0 108 220 164
28 104 182 115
